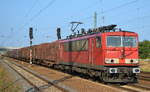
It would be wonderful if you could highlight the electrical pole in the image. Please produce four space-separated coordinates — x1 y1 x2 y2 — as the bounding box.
102 16 105 26
94 12 97 28
29 27 33 64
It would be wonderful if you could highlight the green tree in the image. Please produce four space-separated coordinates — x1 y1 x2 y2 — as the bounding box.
139 40 150 59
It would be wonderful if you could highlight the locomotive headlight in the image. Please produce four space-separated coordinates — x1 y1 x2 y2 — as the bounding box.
109 68 118 73
105 58 119 64
133 68 140 73
125 59 139 64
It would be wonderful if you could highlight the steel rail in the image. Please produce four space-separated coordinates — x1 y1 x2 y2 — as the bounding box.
3 60 42 92
5 60 77 92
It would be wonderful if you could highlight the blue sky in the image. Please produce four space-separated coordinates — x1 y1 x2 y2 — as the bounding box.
0 0 150 47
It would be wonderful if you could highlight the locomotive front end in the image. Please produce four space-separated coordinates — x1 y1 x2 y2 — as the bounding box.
103 31 140 83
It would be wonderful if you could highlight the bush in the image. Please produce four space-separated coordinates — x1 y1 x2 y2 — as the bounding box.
139 40 150 59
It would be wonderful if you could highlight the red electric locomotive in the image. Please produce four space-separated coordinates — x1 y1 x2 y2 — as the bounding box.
58 25 140 83
6 25 140 83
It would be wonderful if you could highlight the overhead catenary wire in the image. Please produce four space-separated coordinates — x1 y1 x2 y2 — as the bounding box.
105 1 150 31
68 0 102 20
18 0 40 31
0 28 14 47
71 0 143 34
24 0 40 18
106 4 146 20
30 0 56 22
19 0 57 31
78 0 139 21
102 0 139 14
2 0 150 47
105 0 150 25
20 0 139 31
125 24 150 29
117 14 150 24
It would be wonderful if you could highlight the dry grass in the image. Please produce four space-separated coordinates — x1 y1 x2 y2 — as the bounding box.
139 60 150 72
0 66 20 92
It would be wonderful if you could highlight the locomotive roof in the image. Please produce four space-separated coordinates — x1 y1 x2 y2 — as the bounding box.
60 25 137 43
60 31 137 43
60 33 101 43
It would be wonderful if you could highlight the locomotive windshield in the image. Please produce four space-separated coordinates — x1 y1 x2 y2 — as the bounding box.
107 36 137 47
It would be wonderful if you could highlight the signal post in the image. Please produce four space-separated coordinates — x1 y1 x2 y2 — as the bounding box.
29 27 33 64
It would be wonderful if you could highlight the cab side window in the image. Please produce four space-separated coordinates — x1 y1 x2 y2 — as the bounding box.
96 36 101 48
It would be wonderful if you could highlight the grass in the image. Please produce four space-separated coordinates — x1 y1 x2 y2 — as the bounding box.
0 66 21 92
139 60 150 72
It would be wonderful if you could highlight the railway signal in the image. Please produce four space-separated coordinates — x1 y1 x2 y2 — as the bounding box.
29 27 33 64
29 27 33 39
56 28 61 40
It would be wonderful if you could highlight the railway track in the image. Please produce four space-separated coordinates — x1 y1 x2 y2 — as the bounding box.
128 84 150 91
139 72 150 81
141 72 150 75
3 59 77 92
110 72 150 92
107 72 150 92
117 85 150 92
2 57 150 92
109 83 150 92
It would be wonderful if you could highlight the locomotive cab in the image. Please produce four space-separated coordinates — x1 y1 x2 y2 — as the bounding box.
101 31 140 83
